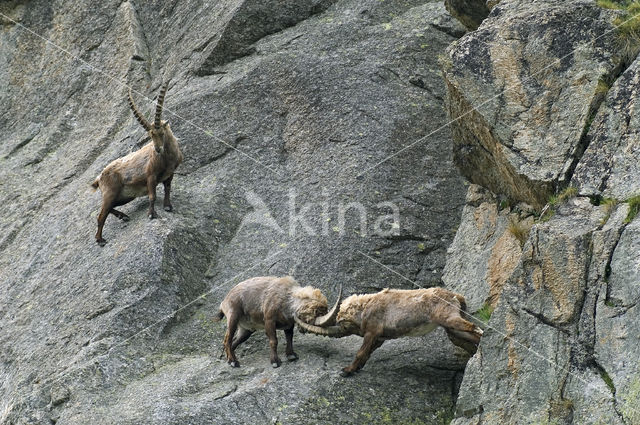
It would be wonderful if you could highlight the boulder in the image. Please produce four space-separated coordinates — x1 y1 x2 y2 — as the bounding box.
444 2 640 423
443 0 623 210
572 54 640 201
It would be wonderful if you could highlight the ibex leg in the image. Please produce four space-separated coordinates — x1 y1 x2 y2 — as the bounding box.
284 326 298 361
341 332 384 377
163 174 173 212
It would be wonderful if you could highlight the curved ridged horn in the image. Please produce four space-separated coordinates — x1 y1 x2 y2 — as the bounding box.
128 89 152 131
294 315 346 338
314 284 343 327
154 81 169 129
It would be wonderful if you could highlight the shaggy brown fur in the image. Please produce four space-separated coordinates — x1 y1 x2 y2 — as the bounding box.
295 287 483 376
216 276 337 368
91 82 183 245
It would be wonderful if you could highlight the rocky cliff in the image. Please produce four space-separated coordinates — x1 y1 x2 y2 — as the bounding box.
0 0 638 424
444 1 640 424
0 0 469 423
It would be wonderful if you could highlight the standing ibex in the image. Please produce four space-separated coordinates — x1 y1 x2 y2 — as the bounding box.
295 287 483 376
91 82 183 245
216 276 342 368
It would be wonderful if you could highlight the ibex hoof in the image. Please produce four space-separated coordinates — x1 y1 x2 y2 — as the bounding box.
229 361 240 368
121 216 130 222
271 360 281 368
148 213 157 220
164 205 173 212
286 353 299 362
340 369 354 378
96 238 107 246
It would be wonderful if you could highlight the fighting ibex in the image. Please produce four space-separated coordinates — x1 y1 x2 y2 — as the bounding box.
91 82 183 245
295 287 483 376
216 276 342 368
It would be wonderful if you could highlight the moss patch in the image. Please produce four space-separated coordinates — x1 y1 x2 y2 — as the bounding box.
597 367 616 394
621 376 640 423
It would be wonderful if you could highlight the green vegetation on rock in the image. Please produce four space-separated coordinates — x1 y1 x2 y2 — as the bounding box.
600 197 619 225
508 216 532 247
597 0 640 61
621 376 640 423
549 186 578 207
538 186 578 222
624 194 640 222
474 303 494 324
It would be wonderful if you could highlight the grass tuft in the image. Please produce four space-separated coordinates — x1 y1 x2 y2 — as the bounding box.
616 3 640 37
625 194 640 223
499 198 511 210
474 303 494 324
548 186 578 207
599 197 619 225
598 1 640 62
597 0 628 9
537 187 579 223
508 216 532 247
558 186 578 202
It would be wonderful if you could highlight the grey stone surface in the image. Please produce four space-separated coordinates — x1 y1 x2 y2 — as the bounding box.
443 2 640 423
0 0 470 423
443 0 622 209
3 0 640 423
572 53 640 201
451 199 632 425
593 217 640 425
442 184 523 312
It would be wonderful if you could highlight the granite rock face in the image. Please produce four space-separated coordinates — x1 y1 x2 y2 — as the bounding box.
443 1 640 423
572 54 640 201
451 198 638 425
442 184 523 313
443 0 624 210
0 0 470 423
3 0 640 423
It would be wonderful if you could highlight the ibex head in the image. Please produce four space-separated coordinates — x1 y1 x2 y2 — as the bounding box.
293 284 343 326
128 82 173 154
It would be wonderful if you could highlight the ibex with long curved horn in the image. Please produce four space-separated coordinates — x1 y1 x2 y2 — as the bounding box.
91 82 183 245
216 276 342 368
295 287 483 376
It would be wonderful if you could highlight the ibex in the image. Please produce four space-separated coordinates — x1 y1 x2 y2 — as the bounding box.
216 276 342 368
91 82 183 245
295 287 483 376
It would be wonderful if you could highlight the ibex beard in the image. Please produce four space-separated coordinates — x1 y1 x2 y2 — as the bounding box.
295 287 483 376
216 276 342 368
91 82 183 245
